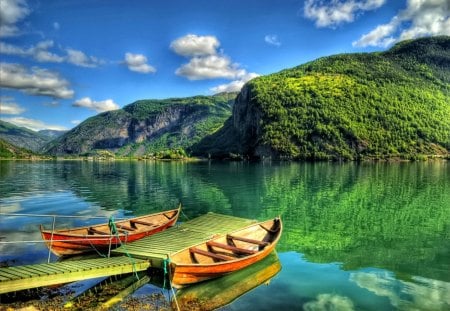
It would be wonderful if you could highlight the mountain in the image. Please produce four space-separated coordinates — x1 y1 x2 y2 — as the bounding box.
0 138 36 158
0 120 52 153
45 93 237 156
193 36 450 160
38 129 67 139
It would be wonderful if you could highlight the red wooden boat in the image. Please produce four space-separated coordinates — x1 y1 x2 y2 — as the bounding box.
40 205 181 257
169 217 282 288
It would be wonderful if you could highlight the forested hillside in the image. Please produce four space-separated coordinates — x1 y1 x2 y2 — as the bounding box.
193 36 450 160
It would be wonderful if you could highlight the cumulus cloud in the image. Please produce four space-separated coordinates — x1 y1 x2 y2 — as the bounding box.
124 53 156 73
0 116 67 131
171 34 258 83
170 34 220 57
73 97 119 113
0 63 74 99
304 0 386 28
265 34 281 46
0 97 25 114
175 54 247 80
210 72 259 93
71 119 81 125
0 0 30 37
353 0 450 47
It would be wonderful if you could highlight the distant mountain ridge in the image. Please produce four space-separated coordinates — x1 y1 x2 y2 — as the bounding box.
193 36 450 160
45 93 237 156
0 120 56 152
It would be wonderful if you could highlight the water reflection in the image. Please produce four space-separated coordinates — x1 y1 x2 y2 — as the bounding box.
351 272 450 311
0 160 449 309
174 251 281 310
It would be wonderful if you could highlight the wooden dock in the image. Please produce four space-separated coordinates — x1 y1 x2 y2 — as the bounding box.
0 213 255 294
0 256 150 294
112 212 255 267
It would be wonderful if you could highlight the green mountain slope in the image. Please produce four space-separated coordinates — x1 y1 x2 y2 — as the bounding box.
0 120 52 153
45 93 237 156
0 138 36 158
193 36 450 160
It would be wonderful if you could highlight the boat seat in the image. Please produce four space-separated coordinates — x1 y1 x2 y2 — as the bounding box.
206 241 256 255
117 224 136 231
189 247 234 261
88 227 110 235
130 219 155 227
226 235 270 247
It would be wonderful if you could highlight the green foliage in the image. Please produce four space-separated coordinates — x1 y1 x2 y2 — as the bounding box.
243 36 450 160
0 138 35 158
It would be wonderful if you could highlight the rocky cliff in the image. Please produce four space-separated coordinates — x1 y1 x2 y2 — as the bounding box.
45 93 237 156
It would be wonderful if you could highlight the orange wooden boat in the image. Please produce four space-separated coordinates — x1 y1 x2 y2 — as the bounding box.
40 205 181 257
169 217 282 288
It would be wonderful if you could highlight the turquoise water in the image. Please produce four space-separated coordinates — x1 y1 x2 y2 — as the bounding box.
0 160 449 310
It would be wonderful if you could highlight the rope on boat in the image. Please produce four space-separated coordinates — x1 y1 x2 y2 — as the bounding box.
108 215 140 280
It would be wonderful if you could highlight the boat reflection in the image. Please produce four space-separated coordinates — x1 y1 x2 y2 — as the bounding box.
173 250 281 310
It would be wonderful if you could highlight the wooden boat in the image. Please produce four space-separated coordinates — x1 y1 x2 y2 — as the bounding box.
174 251 281 310
40 205 181 257
169 217 282 288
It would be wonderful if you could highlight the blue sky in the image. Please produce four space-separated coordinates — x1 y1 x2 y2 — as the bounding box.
0 0 449 131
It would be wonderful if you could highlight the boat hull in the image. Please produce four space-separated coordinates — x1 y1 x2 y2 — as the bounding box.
169 217 282 288
40 208 180 256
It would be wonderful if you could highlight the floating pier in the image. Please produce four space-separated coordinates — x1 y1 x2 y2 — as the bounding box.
0 213 255 294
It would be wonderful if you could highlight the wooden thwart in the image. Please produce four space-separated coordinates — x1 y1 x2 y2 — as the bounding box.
227 235 270 247
189 247 235 261
206 241 256 255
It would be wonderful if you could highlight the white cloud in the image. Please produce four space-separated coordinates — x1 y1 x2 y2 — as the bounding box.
353 0 450 47
73 97 119 113
0 116 67 131
124 53 156 73
53 22 60 30
171 34 258 82
0 0 30 37
66 48 102 68
175 54 247 80
170 34 220 57
265 34 281 46
304 0 386 28
0 62 74 99
0 97 25 114
210 72 259 93
0 41 104 66
71 119 81 125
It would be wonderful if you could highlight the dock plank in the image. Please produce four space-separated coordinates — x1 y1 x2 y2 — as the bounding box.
0 257 150 294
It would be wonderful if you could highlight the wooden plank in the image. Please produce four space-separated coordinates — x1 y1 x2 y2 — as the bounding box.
6 267 36 278
207 241 256 255
227 235 270 247
0 257 150 294
189 247 235 261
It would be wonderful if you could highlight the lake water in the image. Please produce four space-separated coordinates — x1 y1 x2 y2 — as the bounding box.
0 160 449 310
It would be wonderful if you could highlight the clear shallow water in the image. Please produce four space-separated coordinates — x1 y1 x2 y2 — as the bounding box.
0 160 449 310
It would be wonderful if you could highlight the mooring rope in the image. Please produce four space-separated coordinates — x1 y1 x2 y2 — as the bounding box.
108 215 139 280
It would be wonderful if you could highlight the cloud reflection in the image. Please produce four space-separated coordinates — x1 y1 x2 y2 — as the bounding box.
350 272 450 310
